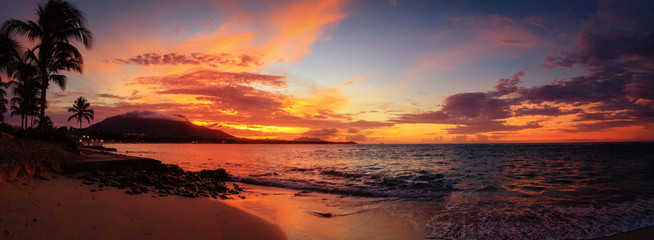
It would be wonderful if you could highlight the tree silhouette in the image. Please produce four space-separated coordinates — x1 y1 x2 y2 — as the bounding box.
0 83 7 123
0 30 21 123
35 115 53 130
67 96 93 129
8 50 41 129
0 30 20 82
3 0 93 131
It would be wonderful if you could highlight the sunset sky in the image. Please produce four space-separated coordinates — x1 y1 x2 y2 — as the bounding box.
1 0 653 143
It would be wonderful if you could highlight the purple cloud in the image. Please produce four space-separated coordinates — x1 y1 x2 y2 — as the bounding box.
393 3 654 134
132 69 287 88
112 52 262 67
303 128 338 138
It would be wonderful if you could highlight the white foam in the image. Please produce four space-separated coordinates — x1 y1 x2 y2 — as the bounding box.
426 198 654 240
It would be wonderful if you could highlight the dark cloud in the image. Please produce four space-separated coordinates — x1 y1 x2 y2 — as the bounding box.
349 120 394 129
345 134 368 142
493 71 523 96
394 2 654 134
96 93 125 99
303 128 338 138
446 121 541 134
52 92 84 99
158 85 284 116
112 52 262 67
311 110 352 120
498 39 528 45
513 106 578 116
442 92 511 120
347 128 359 133
118 111 188 122
131 69 287 88
518 74 630 104
96 93 142 101
392 89 514 131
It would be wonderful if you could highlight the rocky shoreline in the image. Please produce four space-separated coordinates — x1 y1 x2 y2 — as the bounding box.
67 163 245 199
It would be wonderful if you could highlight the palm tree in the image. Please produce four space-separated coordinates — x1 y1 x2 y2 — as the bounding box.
8 50 41 129
0 30 20 82
0 30 21 122
0 83 8 123
67 96 93 129
35 115 53 130
3 0 93 131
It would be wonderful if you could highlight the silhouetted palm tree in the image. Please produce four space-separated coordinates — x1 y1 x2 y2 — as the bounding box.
0 30 20 122
0 30 20 82
68 96 93 129
8 50 41 129
35 115 53 130
3 0 93 131
0 83 7 123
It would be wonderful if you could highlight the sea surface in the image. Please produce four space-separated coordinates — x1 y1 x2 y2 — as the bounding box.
105 142 654 239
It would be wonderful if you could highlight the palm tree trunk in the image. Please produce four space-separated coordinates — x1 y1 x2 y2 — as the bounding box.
40 72 47 131
39 40 50 132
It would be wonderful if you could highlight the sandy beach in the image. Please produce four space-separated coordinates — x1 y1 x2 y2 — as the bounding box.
0 176 286 240
0 175 432 240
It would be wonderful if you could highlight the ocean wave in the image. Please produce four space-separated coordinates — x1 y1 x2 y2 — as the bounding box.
233 176 452 198
425 198 654 240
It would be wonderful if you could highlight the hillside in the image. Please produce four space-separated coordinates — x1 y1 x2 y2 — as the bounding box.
85 111 235 141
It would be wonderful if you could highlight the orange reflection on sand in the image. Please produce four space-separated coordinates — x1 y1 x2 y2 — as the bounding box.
226 184 428 240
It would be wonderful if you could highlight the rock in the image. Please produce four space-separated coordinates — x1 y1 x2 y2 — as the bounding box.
199 168 230 181
131 187 142 194
308 211 333 218
182 192 198 198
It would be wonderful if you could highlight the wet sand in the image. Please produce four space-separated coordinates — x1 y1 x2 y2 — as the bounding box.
597 226 654 240
226 183 437 240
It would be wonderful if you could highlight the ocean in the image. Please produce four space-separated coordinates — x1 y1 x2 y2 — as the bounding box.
105 142 654 239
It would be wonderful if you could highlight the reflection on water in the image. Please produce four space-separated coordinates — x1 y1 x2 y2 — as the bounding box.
107 142 654 239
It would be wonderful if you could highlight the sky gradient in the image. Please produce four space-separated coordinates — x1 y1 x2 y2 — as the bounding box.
1 0 653 143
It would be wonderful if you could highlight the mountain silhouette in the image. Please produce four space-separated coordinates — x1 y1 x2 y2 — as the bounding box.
86 111 234 140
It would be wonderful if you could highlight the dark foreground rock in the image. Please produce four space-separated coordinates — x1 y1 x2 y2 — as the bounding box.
67 162 243 199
